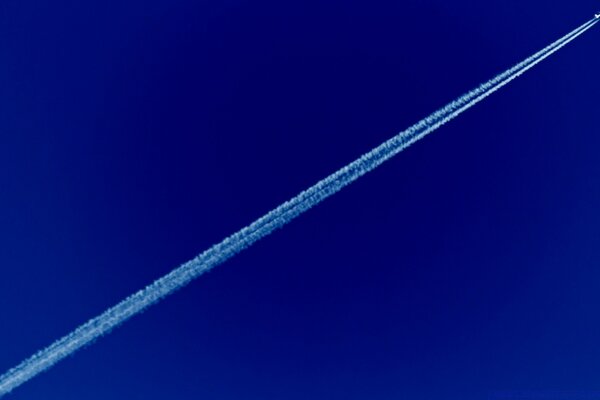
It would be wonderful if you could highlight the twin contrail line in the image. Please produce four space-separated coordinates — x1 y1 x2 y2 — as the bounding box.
0 18 596 397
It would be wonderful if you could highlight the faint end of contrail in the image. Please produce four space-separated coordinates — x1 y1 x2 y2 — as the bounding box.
0 17 597 398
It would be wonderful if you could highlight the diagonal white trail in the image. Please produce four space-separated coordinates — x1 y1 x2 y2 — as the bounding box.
0 18 596 398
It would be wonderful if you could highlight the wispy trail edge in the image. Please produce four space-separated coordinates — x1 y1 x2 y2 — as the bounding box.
0 18 596 397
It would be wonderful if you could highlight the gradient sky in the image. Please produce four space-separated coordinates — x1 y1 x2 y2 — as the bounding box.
1 1 599 399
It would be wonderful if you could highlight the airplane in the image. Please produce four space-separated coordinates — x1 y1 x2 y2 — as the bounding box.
596 13 600 19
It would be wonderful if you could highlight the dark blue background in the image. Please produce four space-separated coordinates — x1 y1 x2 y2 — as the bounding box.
1 1 599 398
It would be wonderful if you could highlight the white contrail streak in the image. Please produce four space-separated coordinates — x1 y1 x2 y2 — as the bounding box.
0 18 596 397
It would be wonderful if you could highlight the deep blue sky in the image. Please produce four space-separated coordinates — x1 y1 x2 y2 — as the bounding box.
1 1 599 399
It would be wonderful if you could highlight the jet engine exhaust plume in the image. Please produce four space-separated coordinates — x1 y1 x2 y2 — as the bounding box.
0 17 597 398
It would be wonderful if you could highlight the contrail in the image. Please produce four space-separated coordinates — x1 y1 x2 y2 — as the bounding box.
0 18 596 397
